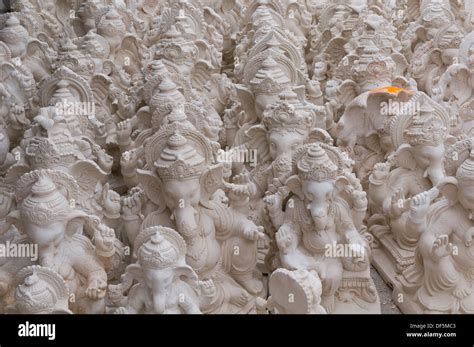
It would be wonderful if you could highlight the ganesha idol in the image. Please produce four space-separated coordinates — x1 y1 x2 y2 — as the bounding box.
410 23 465 97
0 170 119 314
268 143 379 313
6 265 72 314
109 226 216 314
232 55 294 145
239 89 328 270
17 79 113 175
6 79 120 224
134 122 265 313
367 96 453 286
395 142 474 313
245 89 327 200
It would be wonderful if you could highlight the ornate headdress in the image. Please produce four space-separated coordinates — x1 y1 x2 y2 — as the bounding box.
262 90 319 132
421 0 454 28
390 93 450 149
135 226 187 269
251 4 280 30
404 103 447 146
20 175 72 226
147 59 169 78
97 8 126 36
435 24 464 50
14 266 71 314
154 25 198 66
145 122 212 179
150 77 186 110
49 80 78 106
16 170 81 226
54 37 96 78
249 55 291 95
165 105 189 124
296 144 339 181
82 29 110 59
154 132 206 181
351 41 395 92
0 16 29 47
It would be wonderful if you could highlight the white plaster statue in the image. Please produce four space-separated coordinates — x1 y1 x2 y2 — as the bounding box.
0 0 472 316
110 226 216 314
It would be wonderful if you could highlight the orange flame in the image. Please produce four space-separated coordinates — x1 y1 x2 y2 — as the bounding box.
368 86 415 95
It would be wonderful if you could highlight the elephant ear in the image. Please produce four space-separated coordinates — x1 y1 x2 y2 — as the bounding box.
125 263 145 284
136 169 163 205
365 132 381 153
136 106 152 129
446 65 472 105
285 175 304 200
24 39 51 81
70 160 108 209
338 80 359 106
235 84 257 124
335 93 373 143
4 163 30 186
391 52 409 76
91 73 112 105
437 177 459 206
334 175 350 193
394 144 416 170
245 124 270 164
174 265 200 292
192 59 214 90
415 26 428 43
116 35 141 74
200 163 225 201
334 176 350 203
428 49 443 67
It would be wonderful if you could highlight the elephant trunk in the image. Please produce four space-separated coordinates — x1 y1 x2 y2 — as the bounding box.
174 206 198 239
424 163 445 186
152 292 167 314
307 202 329 232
